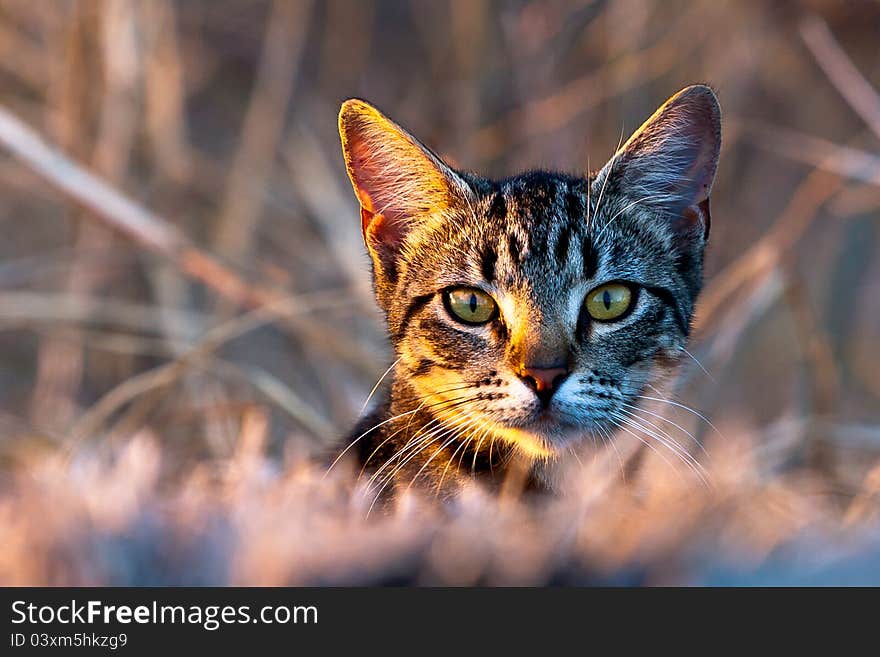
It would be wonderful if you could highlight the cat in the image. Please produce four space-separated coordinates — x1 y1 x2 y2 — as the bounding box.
336 85 721 500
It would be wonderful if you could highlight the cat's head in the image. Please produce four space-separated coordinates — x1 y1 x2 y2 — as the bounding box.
339 86 721 458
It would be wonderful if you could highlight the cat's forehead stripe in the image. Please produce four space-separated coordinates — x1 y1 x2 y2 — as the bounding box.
479 175 591 290
582 232 597 280
553 222 571 266
506 232 522 266
480 244 497 283
487 189 506 220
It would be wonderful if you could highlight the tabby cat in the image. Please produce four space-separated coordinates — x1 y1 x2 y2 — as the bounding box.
337 85 721 499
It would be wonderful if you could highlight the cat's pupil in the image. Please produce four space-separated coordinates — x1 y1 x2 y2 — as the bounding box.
469 293 477 313
603 290 611 310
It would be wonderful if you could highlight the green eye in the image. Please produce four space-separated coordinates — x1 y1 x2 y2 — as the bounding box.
585 283 633 321
444 287 497 324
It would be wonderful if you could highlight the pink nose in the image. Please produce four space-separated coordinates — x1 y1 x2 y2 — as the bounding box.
517 365 569 405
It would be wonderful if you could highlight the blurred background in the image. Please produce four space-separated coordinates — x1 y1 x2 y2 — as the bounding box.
0 0 878 585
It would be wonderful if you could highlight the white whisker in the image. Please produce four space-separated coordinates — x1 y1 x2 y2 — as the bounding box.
637 393 723 438
608 415 682 481
614 410 708 485
359 356 401 415
682 347 714 381
620 401 709 458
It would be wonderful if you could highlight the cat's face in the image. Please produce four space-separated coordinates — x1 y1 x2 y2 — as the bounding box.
340 86 721 458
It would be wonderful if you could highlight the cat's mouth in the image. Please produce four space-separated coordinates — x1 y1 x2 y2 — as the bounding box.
488 409 587 458
485 423 556 459
433 405 564 460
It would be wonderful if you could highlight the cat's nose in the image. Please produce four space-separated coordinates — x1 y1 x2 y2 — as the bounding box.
517 365 569 406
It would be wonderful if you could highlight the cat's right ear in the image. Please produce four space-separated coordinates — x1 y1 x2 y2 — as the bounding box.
594 85 721 242
338 99 471 278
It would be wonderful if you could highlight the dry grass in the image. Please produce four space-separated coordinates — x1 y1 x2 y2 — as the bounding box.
0 0 878 585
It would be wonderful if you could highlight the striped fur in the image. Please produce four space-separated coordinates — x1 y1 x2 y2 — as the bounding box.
339 85 722 498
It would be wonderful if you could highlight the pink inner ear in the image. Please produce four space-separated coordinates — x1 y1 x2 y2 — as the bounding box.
684 129 720 206
677 198 711 240
340 99 470 265
612 86 721 218
363 209 406 253
345 126 420 259
360 207 373 236
347 135 420 229
349 140 379 211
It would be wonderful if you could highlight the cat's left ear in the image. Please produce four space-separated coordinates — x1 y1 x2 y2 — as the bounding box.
338 99 472 280
595 84 721 240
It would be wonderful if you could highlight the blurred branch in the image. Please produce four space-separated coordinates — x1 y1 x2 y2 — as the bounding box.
783 269 840 417
703 266 785 384
0 291 209 336
781 257 844 474
800 14 880 141
0 103 378 386
0 105 187 260
0 246 135 287
0 18 49 92
284 124 371 300
210 359 334 442
472 2 709 160
69 294 345 448
141 0 193 183
695 170 841 333
39 326 188 360
29 2 127 432
68 358 186 447
740 119 880 186
214 0 313 262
